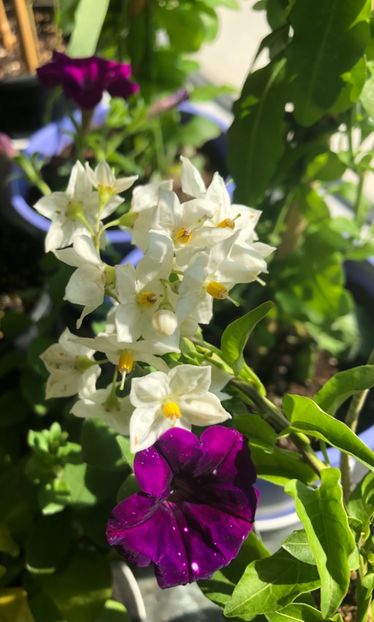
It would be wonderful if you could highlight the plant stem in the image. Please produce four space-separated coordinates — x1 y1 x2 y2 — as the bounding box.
273 198 307 261
231 378 324 476
341 349 374 504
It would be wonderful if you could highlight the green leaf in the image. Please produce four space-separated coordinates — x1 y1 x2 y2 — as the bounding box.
314 365 374 415
224 549 320 620
283 394 374 471
282 530 316 566
25 513 72 574
347 472 374 525
0 523 19 557
228 60 287 205
285 469 355 616
81 418 131 471
251 445 317 486
233 414 277 451
39 552 112 622
360 61 374 118
68 0 110 57
96 599 130 622
169 115 221 148
221 302 273 374
286 0 371 126
190 84 236 101
63 463 97 507
266 603 340 621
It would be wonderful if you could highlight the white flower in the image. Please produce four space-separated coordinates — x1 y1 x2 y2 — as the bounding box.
85 161 137 218
55 236 113 328
149 188 213 266
180 156 207 198
73 333 171 384
40 328 100 399
152 309 178 336
129 364 231 452
177 233 274 323
130 180 173 249
34 161 98 252
115 231 178 346
70 385 131 436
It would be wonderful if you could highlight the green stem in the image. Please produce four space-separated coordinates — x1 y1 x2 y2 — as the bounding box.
231 378 324 476
14 155 51 196
153 119 166 173
341 349 374 504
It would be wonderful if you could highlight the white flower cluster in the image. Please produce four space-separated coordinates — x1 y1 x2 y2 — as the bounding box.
37 159 274 452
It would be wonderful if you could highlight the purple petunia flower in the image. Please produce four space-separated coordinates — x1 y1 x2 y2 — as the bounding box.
106 426 257 589
37 51 139 109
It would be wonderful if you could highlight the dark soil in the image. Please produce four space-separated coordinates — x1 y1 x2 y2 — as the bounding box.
0 7 62 80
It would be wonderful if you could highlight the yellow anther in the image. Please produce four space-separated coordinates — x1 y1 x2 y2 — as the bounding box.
118 350 134 375
205 281 228 300
137 291 158 307
162 401 182 420
217 218 235 229
174 227 193 244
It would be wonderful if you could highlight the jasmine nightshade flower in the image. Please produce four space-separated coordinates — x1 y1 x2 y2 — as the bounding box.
71 385 131 435
129 364 231 452
130 180 173 250
85 161 137 217
55 235 114 328
40 328 100 398
37 51 139 109
106 426 257 588
34 161 98 252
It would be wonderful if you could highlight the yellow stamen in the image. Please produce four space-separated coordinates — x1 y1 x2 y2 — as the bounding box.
137 291 158 307
174 227 193 244
162 401 181 420
118 350 134 390
217 218 235 229
205 281 228 300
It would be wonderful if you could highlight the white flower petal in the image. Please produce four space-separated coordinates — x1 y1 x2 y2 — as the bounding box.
169 364 211 396
130 372 169 407
65 264 105 308
129 406 160 452
181 156 206 197
179 393 231 425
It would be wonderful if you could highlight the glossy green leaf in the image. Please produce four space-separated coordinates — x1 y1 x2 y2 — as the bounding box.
68 0 110 57
285 469 355 617
282 530 315 566
283 394 374 470
81 418 131 471
283 529 359 572
228 60 287 205
266 603 342 621
221 302 273 373
286 0 371 125
233 414 277 451
314 365 374 415
251 445 317 486
39 552 112 622
356 573 374 622
224 549 320 620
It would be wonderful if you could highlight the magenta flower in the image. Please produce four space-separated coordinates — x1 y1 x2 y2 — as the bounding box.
106 426 257 589
37 51 139 109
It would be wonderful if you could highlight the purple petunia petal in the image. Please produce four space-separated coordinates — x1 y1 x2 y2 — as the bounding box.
156 427 202 475
134 445 172 498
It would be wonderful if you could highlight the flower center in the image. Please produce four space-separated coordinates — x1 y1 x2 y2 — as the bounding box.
217 218 235 229
67 200 84 220
118 350 134 375
174 227 193 244
162 401 181 420
137 291 158 307
205 281 228 299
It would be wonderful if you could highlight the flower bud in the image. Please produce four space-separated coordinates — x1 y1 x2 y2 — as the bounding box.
152 309 178 336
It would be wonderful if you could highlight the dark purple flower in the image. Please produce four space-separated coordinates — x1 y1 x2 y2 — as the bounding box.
106 426 257 589
37 51 139 109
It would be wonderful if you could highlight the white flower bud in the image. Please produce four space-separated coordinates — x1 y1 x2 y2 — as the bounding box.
152 309 178 336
